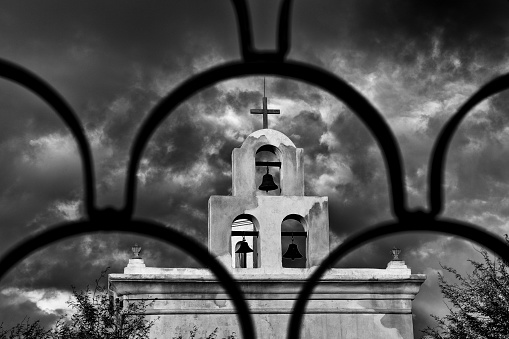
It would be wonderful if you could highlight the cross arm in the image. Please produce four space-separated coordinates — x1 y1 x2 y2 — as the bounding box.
250 109 280 114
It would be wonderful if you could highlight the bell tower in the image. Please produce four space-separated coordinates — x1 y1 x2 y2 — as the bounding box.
208 87 329 272
110 81 426 339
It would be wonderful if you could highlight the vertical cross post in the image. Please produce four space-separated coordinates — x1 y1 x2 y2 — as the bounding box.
250 79 280 129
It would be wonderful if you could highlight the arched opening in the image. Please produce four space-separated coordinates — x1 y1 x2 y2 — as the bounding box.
255 145 281 196
231 214 260 268
281 215 307 268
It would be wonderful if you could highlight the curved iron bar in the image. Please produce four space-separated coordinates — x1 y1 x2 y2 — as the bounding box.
277 0 292 59
287 216 509 339
429 73 509 216
231 0 293 61
231 0 253 60
125 61 407 220
1 1 507 337
0 58 96 217
0 215 256 339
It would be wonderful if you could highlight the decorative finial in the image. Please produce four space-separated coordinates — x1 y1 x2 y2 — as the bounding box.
132 243 141 259
391 247 402 261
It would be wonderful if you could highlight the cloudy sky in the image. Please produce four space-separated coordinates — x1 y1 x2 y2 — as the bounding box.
1 0 509 336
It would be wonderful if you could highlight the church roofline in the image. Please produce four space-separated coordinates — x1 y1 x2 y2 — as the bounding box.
241 128 296 150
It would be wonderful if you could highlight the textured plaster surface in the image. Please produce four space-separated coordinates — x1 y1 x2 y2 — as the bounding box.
110 128 426 338
110 262 424 338
110 269 424 338
209 195 328 270
211 128 328 270
232 129 304 196
148 314 412 339
112 259 424 338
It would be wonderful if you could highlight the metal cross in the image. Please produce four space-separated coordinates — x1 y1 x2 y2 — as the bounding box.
250 78 280 129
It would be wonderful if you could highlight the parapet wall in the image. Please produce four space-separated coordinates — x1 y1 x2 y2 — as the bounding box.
109 267 425 339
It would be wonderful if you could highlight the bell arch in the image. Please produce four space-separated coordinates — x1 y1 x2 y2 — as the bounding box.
232 129 304 196
231 214 260 268
281 214 307 268
255 145 281 196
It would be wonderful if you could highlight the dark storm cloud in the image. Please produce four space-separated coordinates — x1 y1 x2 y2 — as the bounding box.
288 2 509 332
272 91 392 238
293 0 509 71
271 79 323 106
445 93 509 200
0 1 238 65
0 0 241 183
278 110 328 153
224 89 262 115
133 85 264 234
0 0 240 326
0 292 61 330
142 86 253 172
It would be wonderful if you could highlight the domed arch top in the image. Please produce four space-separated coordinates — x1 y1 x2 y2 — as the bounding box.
241 129 296 150
233 128 304 196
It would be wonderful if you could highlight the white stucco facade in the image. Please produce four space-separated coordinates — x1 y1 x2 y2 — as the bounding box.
109 127 425 338
110 264 425 338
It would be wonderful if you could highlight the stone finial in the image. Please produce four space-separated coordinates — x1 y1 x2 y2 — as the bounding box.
391 247 402 261
132 243 141 259
125 243 146 273
387 246 408 270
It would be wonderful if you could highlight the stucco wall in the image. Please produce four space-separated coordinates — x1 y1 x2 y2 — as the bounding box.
232 129 304 197
109 270 425 339
109 127 426 338
147 313 414 339
208 195 328 270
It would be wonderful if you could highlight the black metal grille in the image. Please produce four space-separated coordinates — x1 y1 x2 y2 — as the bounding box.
0 1 508 338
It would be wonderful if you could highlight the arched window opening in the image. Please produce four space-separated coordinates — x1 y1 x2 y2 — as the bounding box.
255 145 281 196
231 215 260 268
281 215 307 268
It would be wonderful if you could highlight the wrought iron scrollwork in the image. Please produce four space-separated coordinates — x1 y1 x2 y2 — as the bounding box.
0 1 508 338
